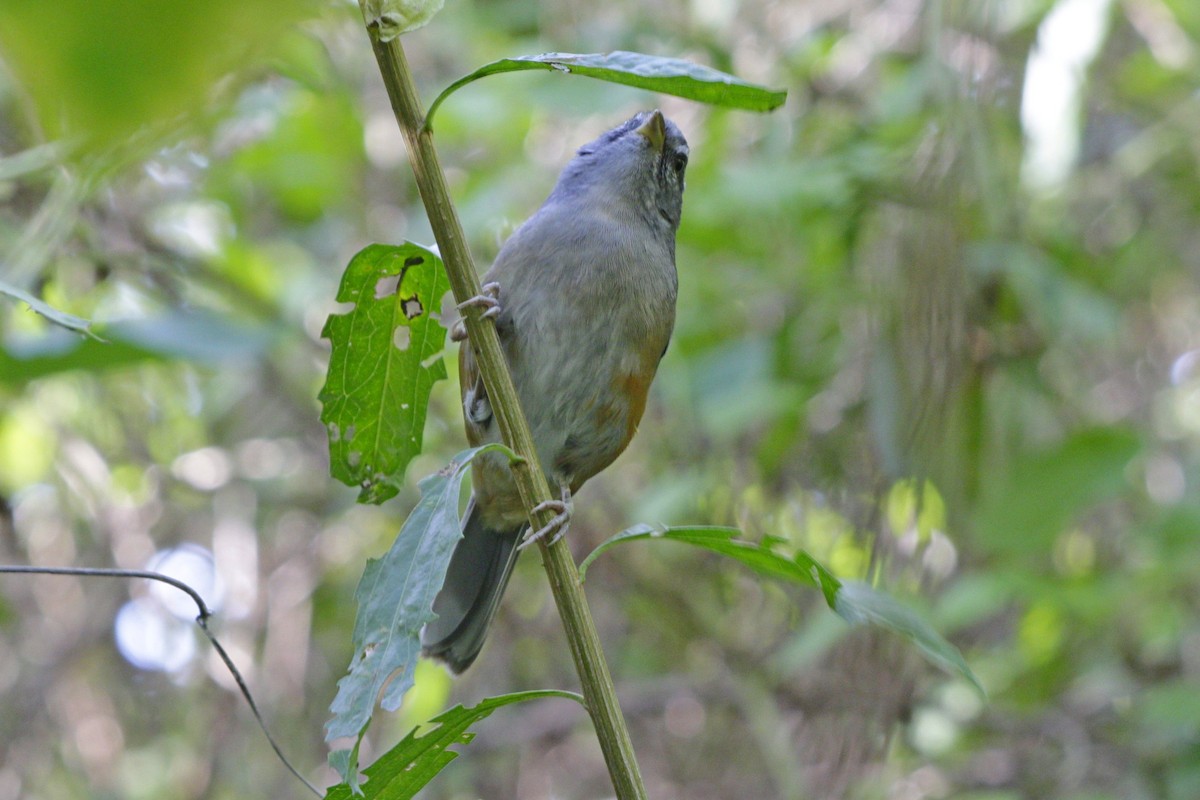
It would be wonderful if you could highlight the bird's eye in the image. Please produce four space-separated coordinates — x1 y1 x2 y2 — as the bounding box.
671 153 688 173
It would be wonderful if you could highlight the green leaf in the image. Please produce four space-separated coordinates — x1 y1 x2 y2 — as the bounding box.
975 427 1140 556
358 0 444 41
325 445 518 784
0 311 278 385
579 525 841 607
325 691 584 800
319 242 451 505
0 141 72 181
426 51 788 127
0 280 97 338
0 0 320 149
582 525 983 694
834 581 986 697
213 90 365 224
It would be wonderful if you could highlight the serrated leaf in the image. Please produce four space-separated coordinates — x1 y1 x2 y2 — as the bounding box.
834 581 985 697
325 691 583 800
0 280 98 338
426 51 788 126
319 242 450 504
582 524 982 694
325 445 517 784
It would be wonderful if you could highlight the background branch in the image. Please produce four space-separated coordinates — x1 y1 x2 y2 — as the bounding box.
0 564 320 797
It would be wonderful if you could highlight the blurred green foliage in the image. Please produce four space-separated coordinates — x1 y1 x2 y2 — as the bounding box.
0 0 320 148
2 0 1200 799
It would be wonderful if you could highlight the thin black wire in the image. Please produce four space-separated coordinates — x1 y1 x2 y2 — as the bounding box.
0 564 322 797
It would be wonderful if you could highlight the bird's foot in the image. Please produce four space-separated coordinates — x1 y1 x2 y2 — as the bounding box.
450 282 501 342
519 485 573 550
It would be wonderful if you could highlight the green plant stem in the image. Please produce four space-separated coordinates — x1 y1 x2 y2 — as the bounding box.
362 22 648 800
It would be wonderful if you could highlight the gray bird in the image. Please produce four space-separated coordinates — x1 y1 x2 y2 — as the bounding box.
421 110 690 673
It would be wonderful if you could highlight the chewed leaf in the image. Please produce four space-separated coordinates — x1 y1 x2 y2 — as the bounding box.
426 51 788 126
583 525 982 695
325 691 583 800
319 242 451 504
325 445 518 787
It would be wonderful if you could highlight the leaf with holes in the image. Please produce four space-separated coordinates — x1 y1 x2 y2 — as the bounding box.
325 691 583 799
319 242 450 504
426 51 788 126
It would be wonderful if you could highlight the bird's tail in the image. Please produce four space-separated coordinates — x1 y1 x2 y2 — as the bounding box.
421 496 523 673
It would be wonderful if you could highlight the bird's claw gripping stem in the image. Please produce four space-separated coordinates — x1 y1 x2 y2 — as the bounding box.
519 485 573 550
450 282 501 342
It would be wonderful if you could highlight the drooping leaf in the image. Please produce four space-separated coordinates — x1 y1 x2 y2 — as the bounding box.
582 524 982 694
426 51 788 127
0 280 97 338
580 525 841 605
325 691 583 800
325 445 517 783
834 581 985 697
0 311 277 385
319 242 451 505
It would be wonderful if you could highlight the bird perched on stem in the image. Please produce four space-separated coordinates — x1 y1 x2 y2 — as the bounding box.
421 110 690 673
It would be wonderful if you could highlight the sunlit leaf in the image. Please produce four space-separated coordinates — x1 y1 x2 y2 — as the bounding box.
0 281 97 338
325 445 518 785
426 51 788 126
886 478 947 542
325 691 583 800
319 242 451 505
0 405 57 491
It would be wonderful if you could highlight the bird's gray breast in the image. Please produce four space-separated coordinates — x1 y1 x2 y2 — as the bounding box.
485 205 677 478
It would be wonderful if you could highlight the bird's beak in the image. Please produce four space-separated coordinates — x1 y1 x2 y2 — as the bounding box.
634 110 666 153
